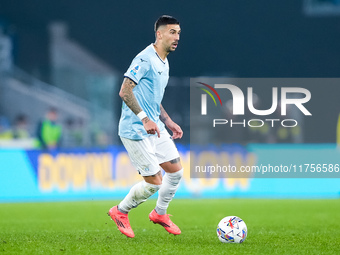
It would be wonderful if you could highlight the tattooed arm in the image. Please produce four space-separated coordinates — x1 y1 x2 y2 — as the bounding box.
160 104 183 139
119 77 160 137
119 77 142 115
160 104 171 124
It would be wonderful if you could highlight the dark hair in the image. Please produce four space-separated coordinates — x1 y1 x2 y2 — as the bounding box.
154 15 179 32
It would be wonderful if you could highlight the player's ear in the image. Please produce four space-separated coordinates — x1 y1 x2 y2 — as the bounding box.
156 30 162 40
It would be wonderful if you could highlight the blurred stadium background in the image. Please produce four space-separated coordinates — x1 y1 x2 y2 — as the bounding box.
1 0 340 202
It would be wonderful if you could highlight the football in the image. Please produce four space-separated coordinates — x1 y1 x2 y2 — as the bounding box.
217 216 247 243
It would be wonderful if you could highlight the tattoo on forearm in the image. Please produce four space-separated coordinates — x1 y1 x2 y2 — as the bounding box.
142 117 149 124
169 157 180 164
120 78 143 115
160 115 169 123
160 104 170 123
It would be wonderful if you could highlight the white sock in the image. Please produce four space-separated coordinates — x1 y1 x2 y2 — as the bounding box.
155 169 183 215
118 181 160 214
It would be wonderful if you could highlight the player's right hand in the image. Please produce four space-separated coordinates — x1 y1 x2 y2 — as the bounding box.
142 117 160 138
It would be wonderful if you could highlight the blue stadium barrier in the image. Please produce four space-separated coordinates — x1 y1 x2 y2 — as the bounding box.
0 144 339 202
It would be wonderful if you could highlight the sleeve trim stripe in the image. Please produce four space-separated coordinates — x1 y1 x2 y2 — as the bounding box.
124 75 138 84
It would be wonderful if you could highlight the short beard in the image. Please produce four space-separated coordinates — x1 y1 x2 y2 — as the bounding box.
167 46 175 52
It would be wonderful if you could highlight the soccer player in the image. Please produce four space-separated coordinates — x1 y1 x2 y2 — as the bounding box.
108 15 183 238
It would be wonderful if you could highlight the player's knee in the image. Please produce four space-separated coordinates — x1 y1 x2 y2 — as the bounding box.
150 179 162 186
144 170 163 185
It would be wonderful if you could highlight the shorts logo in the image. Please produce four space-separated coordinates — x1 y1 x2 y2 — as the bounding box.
130 65 140 76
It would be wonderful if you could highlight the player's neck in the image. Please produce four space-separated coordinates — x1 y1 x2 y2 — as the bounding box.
153 43 169 61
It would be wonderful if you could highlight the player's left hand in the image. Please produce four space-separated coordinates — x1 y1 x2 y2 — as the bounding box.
166 121 183 139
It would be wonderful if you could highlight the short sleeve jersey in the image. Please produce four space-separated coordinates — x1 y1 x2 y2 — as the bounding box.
118 44 170 140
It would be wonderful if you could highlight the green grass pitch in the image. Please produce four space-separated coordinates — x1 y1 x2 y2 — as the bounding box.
0 199 339 254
